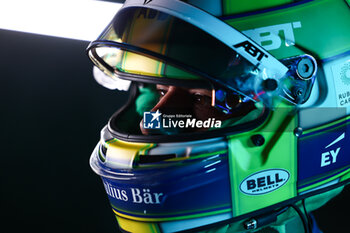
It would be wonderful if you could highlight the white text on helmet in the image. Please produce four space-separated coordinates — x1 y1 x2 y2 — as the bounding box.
243 22 302 51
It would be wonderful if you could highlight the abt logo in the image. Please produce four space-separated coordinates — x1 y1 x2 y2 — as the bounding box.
243 21 302 51
240 169 290 195
143 110 162 129
321 133 345 167
233 41 268 62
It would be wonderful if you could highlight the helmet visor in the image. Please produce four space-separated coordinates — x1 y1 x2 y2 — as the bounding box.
87 6 286 102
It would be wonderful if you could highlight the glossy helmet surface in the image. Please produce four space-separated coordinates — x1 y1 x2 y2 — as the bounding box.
88 0 350 232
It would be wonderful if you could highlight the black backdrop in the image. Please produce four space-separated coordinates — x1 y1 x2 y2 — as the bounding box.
0 29 126 233
0 28 349 233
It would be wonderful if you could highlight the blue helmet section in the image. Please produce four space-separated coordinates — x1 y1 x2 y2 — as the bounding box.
92 145 233 220
298 117 350 191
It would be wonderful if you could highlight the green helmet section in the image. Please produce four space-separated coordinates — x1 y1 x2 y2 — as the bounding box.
186 0 295 16
222 0 295 15
225 0 350 60
228 105 298 217
187 0 350 60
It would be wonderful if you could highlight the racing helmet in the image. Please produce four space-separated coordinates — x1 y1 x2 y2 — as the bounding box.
87 0 350 232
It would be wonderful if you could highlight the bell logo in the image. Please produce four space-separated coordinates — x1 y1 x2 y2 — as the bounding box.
240 169 290 195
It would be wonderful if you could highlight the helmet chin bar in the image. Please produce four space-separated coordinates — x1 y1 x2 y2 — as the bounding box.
180 178 349 233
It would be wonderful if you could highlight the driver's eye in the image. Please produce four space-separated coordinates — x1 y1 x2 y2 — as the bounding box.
157 89 167 97
193 93 212 106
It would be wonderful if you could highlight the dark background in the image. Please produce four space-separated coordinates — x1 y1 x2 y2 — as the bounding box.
0 4 349 233
0 29 127 233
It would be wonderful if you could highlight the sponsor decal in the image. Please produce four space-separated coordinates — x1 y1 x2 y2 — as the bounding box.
243 22 302 51
137 7 168 20
233 40 268 62
321 133 345 167
340 62 350 85
143 0 153 5
143 110 222 130
103 181 164 205
331 60 350 107
240 169 290 195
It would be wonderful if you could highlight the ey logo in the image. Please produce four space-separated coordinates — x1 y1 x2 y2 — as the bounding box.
321 133 345 167
243 21 302 51
143 110 162 129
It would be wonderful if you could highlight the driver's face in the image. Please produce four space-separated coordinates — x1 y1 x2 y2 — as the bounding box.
140 85 254 135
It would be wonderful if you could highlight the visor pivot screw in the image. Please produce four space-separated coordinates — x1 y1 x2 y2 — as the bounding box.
294 127 303 137
244 218 258 230
297 57 315 80
262 79 278 92
292 87 304 103
251 134 265 146
294 88 303 96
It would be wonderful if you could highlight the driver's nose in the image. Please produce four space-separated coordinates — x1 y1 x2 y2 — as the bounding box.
150 86 193 114
140 86 193 135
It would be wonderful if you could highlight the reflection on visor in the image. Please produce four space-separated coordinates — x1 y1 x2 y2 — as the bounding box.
111 83 264 137
88 7 270 101
93 66 131 91
87 7 317 107
90 46 200 82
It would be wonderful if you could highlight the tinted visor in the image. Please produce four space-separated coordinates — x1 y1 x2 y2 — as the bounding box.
87 7 272 101
108 83 266 141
